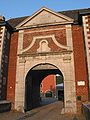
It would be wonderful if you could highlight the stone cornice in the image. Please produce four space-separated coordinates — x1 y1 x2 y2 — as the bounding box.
17 50 73 57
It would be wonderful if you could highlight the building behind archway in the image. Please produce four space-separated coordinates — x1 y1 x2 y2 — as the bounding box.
0 7 90 113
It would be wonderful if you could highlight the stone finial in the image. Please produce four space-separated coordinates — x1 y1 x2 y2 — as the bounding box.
0 16 5 21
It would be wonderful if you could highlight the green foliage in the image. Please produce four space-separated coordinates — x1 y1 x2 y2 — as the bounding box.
45 91 52 97
56 75 63 85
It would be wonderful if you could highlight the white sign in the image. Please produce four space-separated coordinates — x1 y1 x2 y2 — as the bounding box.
77 81 85 86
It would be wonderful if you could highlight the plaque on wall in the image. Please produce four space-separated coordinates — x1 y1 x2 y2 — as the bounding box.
77 81 85 86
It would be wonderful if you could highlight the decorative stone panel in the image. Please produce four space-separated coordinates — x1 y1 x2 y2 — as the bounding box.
22 25 69 54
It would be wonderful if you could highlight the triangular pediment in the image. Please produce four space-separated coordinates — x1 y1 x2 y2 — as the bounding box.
16 7 74 28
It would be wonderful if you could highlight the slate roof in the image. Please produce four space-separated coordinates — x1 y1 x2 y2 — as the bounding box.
7 8 90 28
7 16 29 28
60 8 90 24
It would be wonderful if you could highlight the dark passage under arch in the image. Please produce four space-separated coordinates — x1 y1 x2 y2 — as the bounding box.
24 63 63 112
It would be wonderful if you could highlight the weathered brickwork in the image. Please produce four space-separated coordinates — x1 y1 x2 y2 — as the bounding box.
23 25 66 53
7 32 18 108
72 25 89 112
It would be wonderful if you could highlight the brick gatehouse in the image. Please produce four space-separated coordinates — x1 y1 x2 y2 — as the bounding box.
0 7 90 113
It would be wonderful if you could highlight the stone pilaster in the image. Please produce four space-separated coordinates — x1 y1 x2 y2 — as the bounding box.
66 24 73 50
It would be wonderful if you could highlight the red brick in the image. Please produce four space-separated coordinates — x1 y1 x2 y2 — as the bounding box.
72 25 89 112
7 32 18 108
23 25 67 53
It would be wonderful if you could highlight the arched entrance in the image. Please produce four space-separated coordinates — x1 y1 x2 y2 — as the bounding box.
24 63 64 111
15 51 77 113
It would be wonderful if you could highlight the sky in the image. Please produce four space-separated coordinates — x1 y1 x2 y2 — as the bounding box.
0 0 90 20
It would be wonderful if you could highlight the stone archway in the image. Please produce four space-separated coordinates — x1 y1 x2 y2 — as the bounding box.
24 63 63 111
15 52 76 113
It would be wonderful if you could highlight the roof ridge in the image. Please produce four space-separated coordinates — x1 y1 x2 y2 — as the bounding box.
7 15 29 21
8 8 90 21
60 7 90 12
7 8 90 28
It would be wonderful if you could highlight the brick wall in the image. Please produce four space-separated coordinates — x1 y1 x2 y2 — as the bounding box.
7 32 18 108
72 25 89 112
41 75 55 94
0 26 10 100
23 25 67 53
6 23 90 112
1 29 11 100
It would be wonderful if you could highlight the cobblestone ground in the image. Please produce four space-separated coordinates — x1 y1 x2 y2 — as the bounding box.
0 98 86 120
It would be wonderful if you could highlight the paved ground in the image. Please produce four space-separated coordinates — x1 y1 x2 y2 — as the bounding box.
0 98 86 120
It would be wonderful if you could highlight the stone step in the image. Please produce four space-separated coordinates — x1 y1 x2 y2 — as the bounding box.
0 100 11 112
